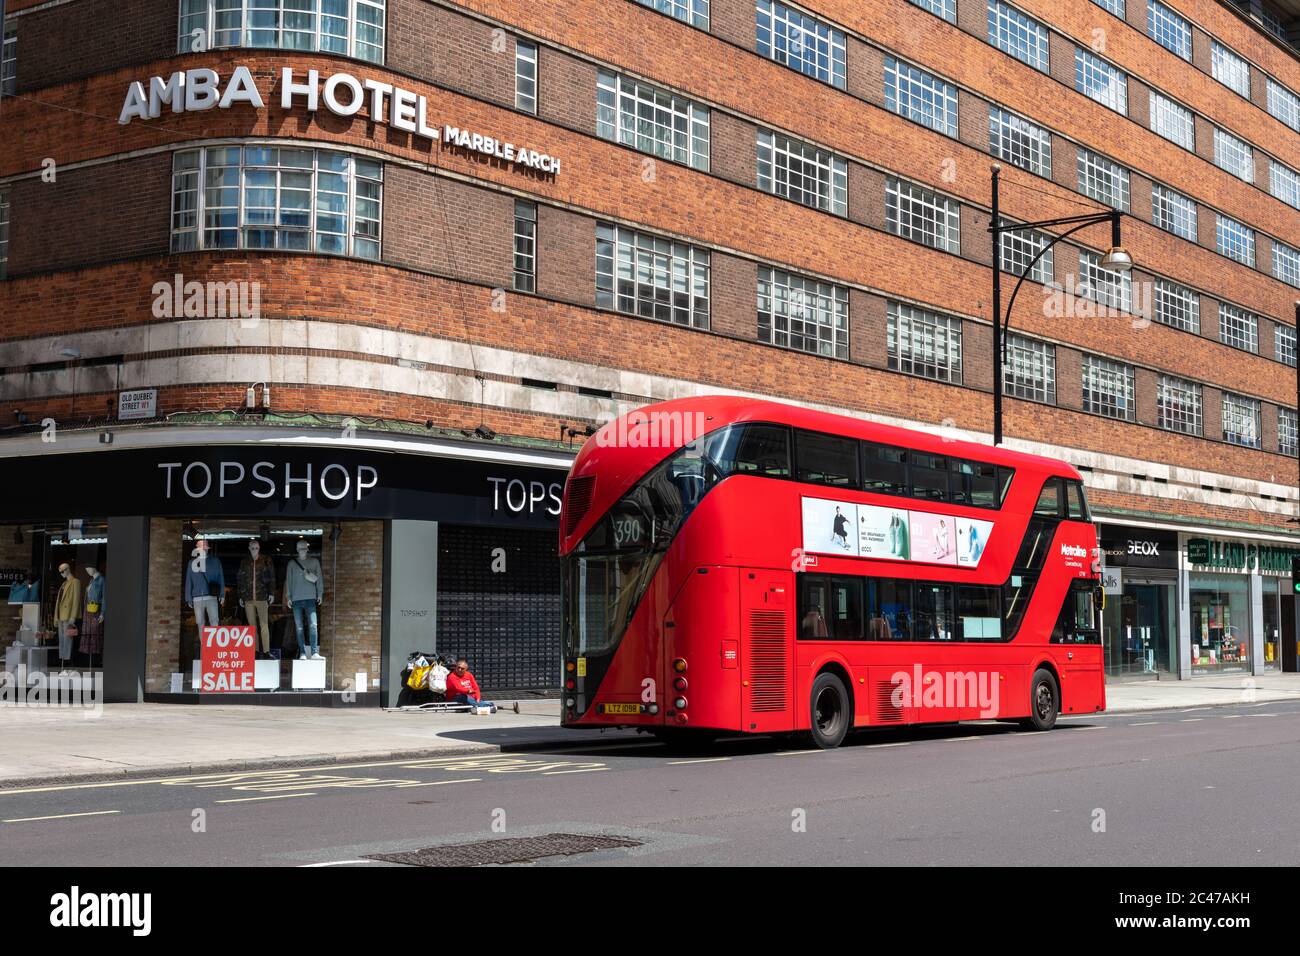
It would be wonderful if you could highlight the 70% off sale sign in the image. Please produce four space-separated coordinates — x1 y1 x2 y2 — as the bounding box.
200 625 257 692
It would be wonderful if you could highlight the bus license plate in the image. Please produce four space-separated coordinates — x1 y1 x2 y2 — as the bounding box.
603 703 642 715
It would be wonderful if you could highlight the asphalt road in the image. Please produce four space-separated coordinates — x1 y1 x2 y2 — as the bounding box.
2 699 1298 866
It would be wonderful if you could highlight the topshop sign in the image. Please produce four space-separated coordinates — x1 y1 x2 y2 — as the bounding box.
159 460 379 503
118 66 562 174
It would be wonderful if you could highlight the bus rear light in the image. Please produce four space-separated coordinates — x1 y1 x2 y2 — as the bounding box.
674 697 687 710
647 703 659 714
672 658 687 673
675 713 688 724
673 677 688 691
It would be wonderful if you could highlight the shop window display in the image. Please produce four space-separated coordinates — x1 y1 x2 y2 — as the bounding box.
1188 574 1250 674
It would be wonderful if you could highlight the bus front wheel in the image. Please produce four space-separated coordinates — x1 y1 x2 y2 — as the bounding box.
809 672 851 749
1019 668 1060 731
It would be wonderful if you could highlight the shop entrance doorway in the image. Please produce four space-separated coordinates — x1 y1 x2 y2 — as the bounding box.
1104 576 1176 678
1283 594 1298 673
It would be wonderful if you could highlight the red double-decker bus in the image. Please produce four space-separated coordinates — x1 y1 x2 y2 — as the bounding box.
559 396 1104 748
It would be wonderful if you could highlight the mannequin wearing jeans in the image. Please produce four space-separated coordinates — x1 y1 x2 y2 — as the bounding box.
284 540 324 661
54 562 82 666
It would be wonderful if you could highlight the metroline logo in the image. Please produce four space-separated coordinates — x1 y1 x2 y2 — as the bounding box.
1060 543 1088 558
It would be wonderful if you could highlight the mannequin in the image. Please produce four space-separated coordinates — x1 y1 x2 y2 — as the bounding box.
81 566 105 666
237 539 276 658
284 539 324 661
183 538 225 651
54 562 82 668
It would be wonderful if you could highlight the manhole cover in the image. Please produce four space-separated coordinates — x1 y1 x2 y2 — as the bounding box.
365 833 642 867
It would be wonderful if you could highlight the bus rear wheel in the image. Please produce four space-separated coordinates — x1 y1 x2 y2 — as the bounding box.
809 672 850 749
1019 668 1060 731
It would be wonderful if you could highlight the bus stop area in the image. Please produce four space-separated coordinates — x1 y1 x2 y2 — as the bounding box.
4 675 1300 790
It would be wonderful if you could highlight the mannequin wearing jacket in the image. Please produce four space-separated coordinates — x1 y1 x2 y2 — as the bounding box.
284 540 324 661
237 540 276 656
81 566 105 657
54 562 82 664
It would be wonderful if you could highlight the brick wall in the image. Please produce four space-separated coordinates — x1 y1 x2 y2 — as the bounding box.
9 0 173 92
144 517 183 693
320 519 384 690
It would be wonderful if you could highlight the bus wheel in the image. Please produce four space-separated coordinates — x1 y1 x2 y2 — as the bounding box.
1019 668 1060 731
809 672 850 749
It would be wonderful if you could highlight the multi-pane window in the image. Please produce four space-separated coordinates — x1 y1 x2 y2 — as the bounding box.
887 301 962 383
1079 251 1132 312
512 201 536 293
515 40 537 114
1004 334 1055 403
999 221 1054 283
886 178 960 253
1216 214 1255 266
1082 355 1135 421
634 0 709 30
1219 303 1258 353
885 57 958 137
1270 160 1300 210
1262 6 1287 40
1 27 14 96
170 146 382 258
1075 49 1127 114
1213 128 1254 182
1157 375 1202 435
1281 407 1299 456
1221 393 1260 448
596 224 710 329
755 0 846 89
1149 92 1194 148
0 190 8 280
1147 1 1191 59
757 131 846 214
911 0 956 21
757 267 848 358
1211 41 1250 98
988 1 1048 71
989 107 1051 176
1153 279 1200 332
598 71 710 172
1274 241 1300 289
1077 149 1129 211
1092 0 1125 14
1267 79 1300 133
1276 323 1296 367
177 0 385 63
1151 184 1197 240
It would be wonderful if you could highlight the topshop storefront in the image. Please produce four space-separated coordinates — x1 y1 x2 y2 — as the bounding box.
0 428 571 705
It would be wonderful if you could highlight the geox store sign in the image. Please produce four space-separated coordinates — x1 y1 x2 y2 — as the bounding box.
118 66 561 174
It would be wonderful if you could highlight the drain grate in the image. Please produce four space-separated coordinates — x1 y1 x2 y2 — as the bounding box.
365 833 642 867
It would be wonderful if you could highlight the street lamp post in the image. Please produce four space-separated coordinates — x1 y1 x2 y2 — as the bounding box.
988 165 1132 445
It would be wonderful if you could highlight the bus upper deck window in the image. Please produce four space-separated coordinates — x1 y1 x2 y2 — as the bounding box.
795 430 859 487
1033 477 1063 517
863 443 907 495
708 424 791 478
909 452 949 501
1066 480 1089 520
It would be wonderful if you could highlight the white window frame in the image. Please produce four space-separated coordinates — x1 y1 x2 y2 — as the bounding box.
177 0 386 63
999 221 1053 283
1092 0 1124 14
758 267 849 359
170 145 383 259
0 189 8 280
1079 251 1132 313
515 39 537 115
634 0 709 30
1149 92 1194 149
1082 354 1135 421
1157 375 1202 435
1211 41 1250 98
1280 407 1298 456
1004 333 1055 403
989 107 1051 176
1075 48 1127 114
1213 127 1254 182
1147 1 1191 60
886 178 960 254
885 57 958 137
1274 241 1300 289
1 26 14 97
598 70 710 172
1216 214 1255 266
755 0 846 89
1267 78 1300 133
1153 279 1199 333
1077 149 1130 211
988 0 1048 72
1270 160 1300 210
888 301 963 383
1219 302 1258 354
596 223 710 329
1276 323 1297 368
910 0 956 21
1151 184 1197 240
513 200 536 293
1221 393 1260 448
757 130 846 214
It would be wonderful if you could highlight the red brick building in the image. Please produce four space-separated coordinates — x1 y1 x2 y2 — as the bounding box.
1 0 1299 699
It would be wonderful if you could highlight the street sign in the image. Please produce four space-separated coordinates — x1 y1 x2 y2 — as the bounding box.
117 388 158 421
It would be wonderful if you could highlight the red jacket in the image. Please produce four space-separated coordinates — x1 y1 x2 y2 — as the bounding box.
446 670 481 699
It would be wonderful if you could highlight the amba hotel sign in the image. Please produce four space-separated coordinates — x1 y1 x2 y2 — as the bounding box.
118 65 562 175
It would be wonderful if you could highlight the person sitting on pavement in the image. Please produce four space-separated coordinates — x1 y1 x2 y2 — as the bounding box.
445 658 518 713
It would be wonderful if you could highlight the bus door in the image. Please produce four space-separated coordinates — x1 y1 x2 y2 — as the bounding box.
740 570 794 733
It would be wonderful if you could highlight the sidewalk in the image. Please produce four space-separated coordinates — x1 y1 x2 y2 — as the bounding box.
2 674 1299 788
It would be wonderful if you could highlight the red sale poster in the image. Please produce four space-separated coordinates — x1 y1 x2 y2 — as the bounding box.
199 625 257 692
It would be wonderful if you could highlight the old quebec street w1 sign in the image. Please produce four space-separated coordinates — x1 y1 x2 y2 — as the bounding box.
118 65 562 175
